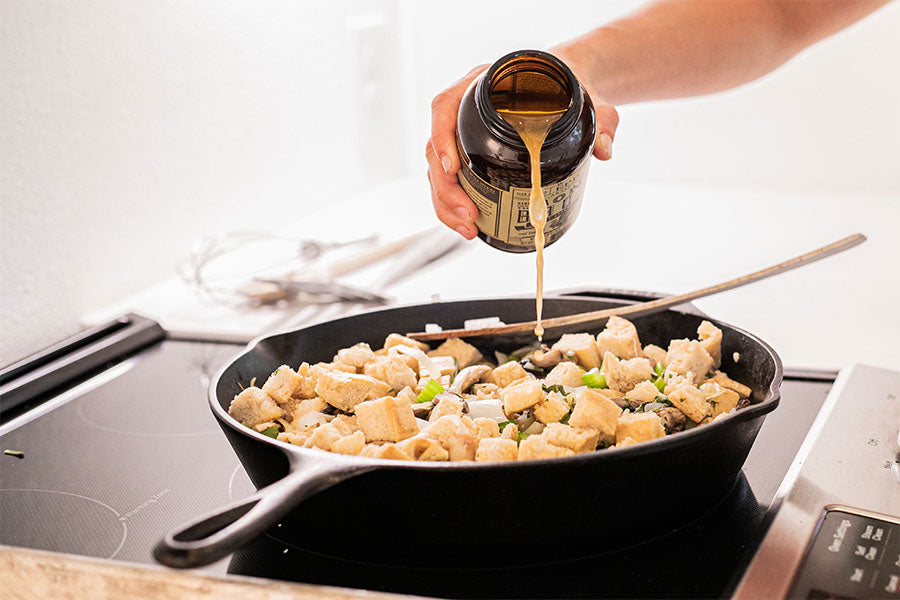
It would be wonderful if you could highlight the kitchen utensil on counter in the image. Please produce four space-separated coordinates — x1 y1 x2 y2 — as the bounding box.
154 293 782 569
407 233 866 342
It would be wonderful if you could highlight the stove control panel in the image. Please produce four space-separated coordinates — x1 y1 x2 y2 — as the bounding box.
789 508 900 599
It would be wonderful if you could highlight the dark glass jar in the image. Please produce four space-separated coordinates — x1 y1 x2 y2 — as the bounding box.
456 49 595 253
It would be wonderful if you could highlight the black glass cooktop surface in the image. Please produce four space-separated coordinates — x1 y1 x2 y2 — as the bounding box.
0 336 832 598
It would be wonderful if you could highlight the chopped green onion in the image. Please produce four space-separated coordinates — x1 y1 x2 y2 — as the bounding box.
542 384 567 394
241 421 251 428
560 412 571 425
654 362 665 377
654 378 666 393
582 372 608 389
4 449 24 459
261 425 279 438
417 379 445 403
498 420 515 432
655 395 671 406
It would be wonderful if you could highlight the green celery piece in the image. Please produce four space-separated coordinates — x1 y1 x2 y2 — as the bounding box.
417 379 445 403
498 420 515 432
261 425 279 438
582 372 608 389
654 378 666 393
654 361 665 377
517 431 530 443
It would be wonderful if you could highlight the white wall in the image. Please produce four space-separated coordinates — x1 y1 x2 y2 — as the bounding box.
2 0 898 366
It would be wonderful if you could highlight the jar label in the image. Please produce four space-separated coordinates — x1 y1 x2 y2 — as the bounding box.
458 158 590 249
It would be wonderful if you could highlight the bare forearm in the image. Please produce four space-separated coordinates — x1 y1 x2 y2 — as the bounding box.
553 0 889 105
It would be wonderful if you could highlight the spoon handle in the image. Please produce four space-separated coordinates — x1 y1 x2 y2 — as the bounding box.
407 233 867 341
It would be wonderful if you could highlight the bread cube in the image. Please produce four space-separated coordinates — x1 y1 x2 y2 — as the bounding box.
472 382 501 400
330 414 359 436
500 379 544 414
318 361 357 374
261 366 304 405
427 356 458 377
314 367 392 412
518 435 575 460
533 393 570 424
475 438 518 462
359 443 413 460
542 423 599 454
363 355 418 391
668 384 710 423
329 430 366 455
601 352 654 393
614 436 639 449
703 370 751 399
697 321 723 369
429 394 465 422
304 423 342 451
486 361 529 388
355 396 419 442
292 362 318 399
423 415 478 460
276 431 308 447
568 388 622 443
396 436 450 461
595 316 642 360
624 380 661 405
642 345 667 369
383 333 430 352
335 343 376 368
500 422 519 441
551 333 601 369
472 417 500 438
286 397 327 426
615 411 665 445
229 387 284 427
665 339 714 379
544 362 584 388
428 338 483 369
701 384 740 417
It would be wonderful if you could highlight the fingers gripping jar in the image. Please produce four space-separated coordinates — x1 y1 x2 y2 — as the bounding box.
456 50 596 253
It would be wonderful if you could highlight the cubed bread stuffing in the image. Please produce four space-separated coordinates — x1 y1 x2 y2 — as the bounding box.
665 339 714 379
697 321 723 369
615 411 666 445
355 396 419 442
314 368 392 412
229 387 284 427
334 343 376 368
533 393 571 424
601 352 654 392
363 355 418 391
475 438 519 462
544 361 584 388
551 333 601 369
667 384 710 423
428 337 483 369
542 423 600 453
486 361 529 388
500 379 544 414
568 388 622 443
233 320 754 461
595 316 643 359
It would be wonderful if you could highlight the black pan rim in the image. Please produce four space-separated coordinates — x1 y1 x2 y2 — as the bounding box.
208 298 783 471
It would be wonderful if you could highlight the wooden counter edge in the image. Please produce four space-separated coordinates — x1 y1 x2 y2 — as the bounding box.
0 545 426 600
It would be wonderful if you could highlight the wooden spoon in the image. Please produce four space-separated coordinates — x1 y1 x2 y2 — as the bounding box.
407 233 866 342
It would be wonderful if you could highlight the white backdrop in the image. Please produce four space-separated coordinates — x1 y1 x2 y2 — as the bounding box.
2 0 898 365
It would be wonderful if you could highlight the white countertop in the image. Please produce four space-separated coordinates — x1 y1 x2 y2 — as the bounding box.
84 174 900 371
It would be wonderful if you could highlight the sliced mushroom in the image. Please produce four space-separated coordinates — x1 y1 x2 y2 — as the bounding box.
515 408 536 432
528 347 564 369
448 365 491 395
657 407 686 433
412 401 434 419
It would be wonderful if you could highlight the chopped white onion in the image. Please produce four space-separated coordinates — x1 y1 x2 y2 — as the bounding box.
425 323 443 333
733 352 741 363
464 316 505 330
393 345 440 380
294 412 328 430
465 399 507 422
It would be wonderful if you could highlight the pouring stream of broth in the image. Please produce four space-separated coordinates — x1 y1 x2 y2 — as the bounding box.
496 94 567 340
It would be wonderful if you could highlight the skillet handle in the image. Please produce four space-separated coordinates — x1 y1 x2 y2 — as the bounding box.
153 458 372 568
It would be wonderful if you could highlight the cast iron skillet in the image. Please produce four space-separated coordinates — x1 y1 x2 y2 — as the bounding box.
154 292 782 569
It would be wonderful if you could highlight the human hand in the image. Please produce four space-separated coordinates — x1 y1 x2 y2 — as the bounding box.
426 62 619 240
